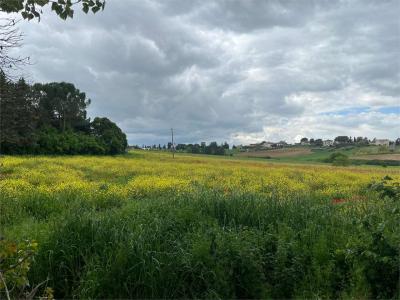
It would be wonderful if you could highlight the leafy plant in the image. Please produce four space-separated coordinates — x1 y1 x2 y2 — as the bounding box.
368 176 400 200
0 238 37 298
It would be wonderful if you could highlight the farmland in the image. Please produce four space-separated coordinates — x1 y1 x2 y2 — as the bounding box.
236 147 313 158
236 145 400 166
351 154 400 161
1 151 399 299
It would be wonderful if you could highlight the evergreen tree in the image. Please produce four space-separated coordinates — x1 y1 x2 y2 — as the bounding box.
0 74 37 153
0 76 127 155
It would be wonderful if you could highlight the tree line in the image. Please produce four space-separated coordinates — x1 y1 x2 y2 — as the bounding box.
300 136 399 146
138 142 230 156
0 72 127 155
175 141 229 155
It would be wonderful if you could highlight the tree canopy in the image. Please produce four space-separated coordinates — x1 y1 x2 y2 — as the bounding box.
33 82 91 132
0 73 127 155
0 0 105 20
91 117 128 155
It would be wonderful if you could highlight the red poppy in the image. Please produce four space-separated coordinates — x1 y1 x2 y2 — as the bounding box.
332 198 346 204
332 195 367 204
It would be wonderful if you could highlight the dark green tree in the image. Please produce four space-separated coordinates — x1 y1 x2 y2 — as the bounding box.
34 82 90 132
0 70 12 152
0 73 37 153
300 137 308 143
91 117 127 154
315 139 323 147
334 136 350 144
1 76 126 155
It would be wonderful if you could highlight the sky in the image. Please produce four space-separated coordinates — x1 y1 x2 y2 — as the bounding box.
7 0 400 145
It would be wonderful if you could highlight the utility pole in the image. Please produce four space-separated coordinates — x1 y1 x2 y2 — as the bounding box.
171 128 175 158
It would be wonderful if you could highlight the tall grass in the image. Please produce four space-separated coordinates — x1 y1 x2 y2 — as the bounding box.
10 191 395 299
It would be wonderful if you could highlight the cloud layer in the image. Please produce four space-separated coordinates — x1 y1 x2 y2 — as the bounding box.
10 0 400 144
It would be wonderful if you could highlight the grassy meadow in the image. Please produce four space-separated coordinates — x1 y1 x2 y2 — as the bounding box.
1 151 399 299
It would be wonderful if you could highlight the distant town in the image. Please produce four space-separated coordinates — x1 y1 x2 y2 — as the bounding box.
133 136 399 153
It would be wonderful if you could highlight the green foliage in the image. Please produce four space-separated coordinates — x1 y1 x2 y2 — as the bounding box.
0 0 105 21
325 152 350 166
91 117 127 155
35 126 106 154
334 136 351 144
0 238 37 298
368 176 400 201
351 159 400 167
0 76 127 155
33 82 91 132
204 142 226 155
3 191 396 299
1 154 399 298
314 138 323 146
0 73 37 154
335 213 399 299
176 142 228 155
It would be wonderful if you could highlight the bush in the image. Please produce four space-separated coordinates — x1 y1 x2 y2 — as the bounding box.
0 239 48 299
325 152 350 166
35 127 106 155
368 176 400 201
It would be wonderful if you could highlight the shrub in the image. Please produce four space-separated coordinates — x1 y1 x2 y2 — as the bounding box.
325 152 350 166
35 127 108 155
0 238 46 299
368 176 400 201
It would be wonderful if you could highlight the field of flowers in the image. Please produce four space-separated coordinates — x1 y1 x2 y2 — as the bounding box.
1 151 399 299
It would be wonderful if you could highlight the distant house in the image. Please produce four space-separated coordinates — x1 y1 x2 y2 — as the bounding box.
373 139 390 147
276 141 287 148
247 141 288 149
260 141 275 148
323 140 334 147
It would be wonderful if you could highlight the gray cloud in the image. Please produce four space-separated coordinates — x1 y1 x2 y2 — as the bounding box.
7 0 400 145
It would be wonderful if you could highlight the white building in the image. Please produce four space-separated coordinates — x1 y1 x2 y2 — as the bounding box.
323 140 334 147
373 139 390 147
260 141 275 148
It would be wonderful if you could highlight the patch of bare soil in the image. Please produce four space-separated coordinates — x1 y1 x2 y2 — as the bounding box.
351 154 400 161
237 148 312 158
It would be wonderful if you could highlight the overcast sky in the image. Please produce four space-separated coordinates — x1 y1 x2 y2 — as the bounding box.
9 0 400 145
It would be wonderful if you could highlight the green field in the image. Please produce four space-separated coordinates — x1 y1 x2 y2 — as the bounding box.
1 152 399 299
